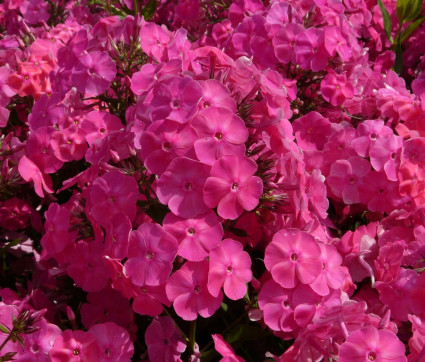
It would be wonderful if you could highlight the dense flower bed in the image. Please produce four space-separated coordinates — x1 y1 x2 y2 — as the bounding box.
1 0 425 360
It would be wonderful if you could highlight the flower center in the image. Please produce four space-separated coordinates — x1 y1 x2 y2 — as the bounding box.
231 182 239 190
290 253 298 261
226 265 233 273
368 352 377 361
214 132 223 140
184 182 192 191
171 99 180 109
73 349 80 356
187 227 196 235
370 133 377 140
194 285 201 294
163 141 172 151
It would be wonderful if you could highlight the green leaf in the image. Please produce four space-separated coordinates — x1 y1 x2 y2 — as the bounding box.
220 302 228 312
401 16 425 42
404 0 423 22
378 0 394 42
396 0 409 22
141 0 157 20
0 324 10 334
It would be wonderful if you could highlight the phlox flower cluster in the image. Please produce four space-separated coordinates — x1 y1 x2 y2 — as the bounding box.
1 0 425 360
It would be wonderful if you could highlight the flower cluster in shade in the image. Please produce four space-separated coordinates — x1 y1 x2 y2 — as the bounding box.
0 0 425 360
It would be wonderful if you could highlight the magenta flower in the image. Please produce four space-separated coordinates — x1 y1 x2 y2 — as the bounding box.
327 156 371 204
258 279 297 332
124 223 178 286
18 155 53 198
40 203 70 255
193 107 248 165
295 27 330 72
132 284 170 317
320 71 354 106
166 260 223 321
338 326 406 362
212 334 245 362
292 111 331 151
20 0 50 25
71 51 116 97
88 322 134 362
208 239 252 300
145 317 186 362
50 330 101 362
89 170 139 226
203 155 263 220
157 157 210 218
163 210 223 262
264 229 322 288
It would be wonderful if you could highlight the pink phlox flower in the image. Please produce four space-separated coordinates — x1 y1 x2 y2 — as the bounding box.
264 229 322 288
0 197 31 230
103 257 138 299
50 329 101 362
57 29 88 70
351 119 393 157
338 326 406 362
163 210 223 262
199 79 236 112
140 22 172 62
88 322 134 362
124 223 178 286
324 25 352 61
408 315 425 361
258 279 297 332
167 28 192 69
203 155 263 220
104 212 131 260
20 0 49 24
50 126 87 162
71 51 116 97
28 93 64 131
145 316 186 362
18 319 61 362
157 157 210 218
193 107 248 165
26 126 63 174
40 203 70 256
228 56 260 100
18 155 54 197
309 243 345 296
151 76 202 123
81 111 123 147
212 334 245 362
374 241 404 283
376 268 425 322
228 0 265 27
138 119 197 175
327 156 371 204
208 238 252 300
320 71 354 106
273 23 304 65
80 288 135 331
130 60 181 96
358 171 401 213
306 169 329 219
89 170 138 226
132 283 170 317
292 285 342 328
295 27 330 71
292 111 332 151
166 260 223 320
369 134 402 181
66 241 112 292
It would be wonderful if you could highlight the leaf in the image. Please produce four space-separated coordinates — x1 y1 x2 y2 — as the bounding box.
404 0 423 22
378 0 394 42
141 0 157 20
401 16 425 42
225 324 269 346
0 324 10 334
396 0 409 22
220 302 228 312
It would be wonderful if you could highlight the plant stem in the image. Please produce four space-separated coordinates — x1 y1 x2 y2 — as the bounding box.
189 320 196 353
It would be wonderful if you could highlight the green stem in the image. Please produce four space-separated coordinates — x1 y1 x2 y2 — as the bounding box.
189 320 196 353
